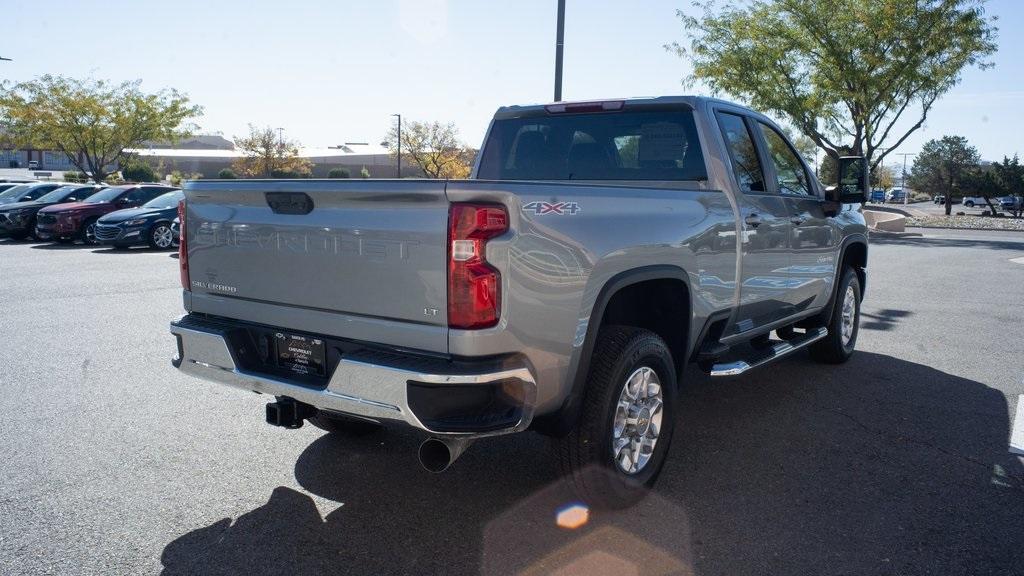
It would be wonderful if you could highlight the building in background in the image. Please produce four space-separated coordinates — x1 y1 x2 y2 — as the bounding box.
130 140 409 178
2 135 411 179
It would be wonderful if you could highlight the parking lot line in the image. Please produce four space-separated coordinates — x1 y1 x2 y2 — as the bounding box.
1011 395 1024 456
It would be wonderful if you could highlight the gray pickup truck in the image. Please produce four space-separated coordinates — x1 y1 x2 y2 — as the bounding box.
170 96 868 507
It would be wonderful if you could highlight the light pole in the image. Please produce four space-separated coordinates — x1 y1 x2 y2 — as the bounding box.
391 114 401 178
553 0 565 101
895 152 914 205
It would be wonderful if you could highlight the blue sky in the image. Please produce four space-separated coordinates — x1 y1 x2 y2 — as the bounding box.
1 0 1021 164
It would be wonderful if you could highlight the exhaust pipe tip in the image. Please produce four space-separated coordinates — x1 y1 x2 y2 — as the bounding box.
418 437 474 473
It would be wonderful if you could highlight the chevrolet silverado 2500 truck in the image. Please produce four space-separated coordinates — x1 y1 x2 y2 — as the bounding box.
170 96 868 507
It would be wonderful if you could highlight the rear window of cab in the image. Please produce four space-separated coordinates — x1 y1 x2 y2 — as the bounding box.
477 109 707 182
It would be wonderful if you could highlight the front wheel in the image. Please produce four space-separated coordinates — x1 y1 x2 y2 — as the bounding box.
147 222 175 249
809 267 861 364
554 326 677 509
79 218 99 245
964 201 975 208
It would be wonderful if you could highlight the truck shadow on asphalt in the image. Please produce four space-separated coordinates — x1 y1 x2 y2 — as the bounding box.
160 352 1024 576
860 308 913 331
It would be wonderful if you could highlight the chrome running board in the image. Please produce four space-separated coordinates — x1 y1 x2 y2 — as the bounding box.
709 327 829 377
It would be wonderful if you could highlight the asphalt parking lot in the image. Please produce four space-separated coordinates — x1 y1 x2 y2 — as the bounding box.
2 229 1023 576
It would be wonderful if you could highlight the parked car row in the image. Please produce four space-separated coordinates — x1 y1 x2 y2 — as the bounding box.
999 195 1022 211
866 187 909 203
0 182 182 249
933 194 1023 211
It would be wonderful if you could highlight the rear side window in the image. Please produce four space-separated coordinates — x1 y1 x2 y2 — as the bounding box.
67 187 98 201
716 112 766 194
477 110 707 181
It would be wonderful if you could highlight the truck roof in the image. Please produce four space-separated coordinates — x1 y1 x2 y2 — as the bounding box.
493 95 750 119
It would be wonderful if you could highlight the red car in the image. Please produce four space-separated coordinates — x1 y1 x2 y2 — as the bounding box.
35 184 178 244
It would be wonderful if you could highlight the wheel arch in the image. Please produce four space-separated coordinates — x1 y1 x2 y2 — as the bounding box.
799 235 868 330
532 265 692 436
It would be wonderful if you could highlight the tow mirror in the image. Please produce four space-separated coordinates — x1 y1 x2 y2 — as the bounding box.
826 156 867 204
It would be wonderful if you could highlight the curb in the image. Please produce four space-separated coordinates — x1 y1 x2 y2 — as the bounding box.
904 225 1024 233
869 229 923 238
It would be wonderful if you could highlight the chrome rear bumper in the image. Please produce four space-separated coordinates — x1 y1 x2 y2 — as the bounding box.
170 316 537 437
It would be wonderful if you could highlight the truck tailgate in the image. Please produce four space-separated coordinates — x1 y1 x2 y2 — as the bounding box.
183 180 449 353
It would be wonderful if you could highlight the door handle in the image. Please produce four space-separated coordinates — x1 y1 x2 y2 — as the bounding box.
744 214 762 228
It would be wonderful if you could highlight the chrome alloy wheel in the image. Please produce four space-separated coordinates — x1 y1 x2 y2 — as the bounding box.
612 366 664 475
840 285 857 345
152 225 173 248
84 222 97 244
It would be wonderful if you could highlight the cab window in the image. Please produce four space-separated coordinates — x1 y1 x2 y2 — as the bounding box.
758 123 813 196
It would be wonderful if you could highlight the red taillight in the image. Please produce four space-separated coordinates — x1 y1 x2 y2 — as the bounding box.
178 199 189 290
448 204 508 329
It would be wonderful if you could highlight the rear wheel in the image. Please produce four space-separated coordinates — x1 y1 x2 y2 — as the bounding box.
555 326 677 509
308 413 382 436
809 267 861 364
147 222 174 249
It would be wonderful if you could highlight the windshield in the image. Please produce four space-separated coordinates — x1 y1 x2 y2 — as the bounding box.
0 185 30 200
83 187 125 203
477 109 708 181
142 190 184 209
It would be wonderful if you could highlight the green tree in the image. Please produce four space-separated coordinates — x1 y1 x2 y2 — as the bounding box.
961 166 1002 214
328 167 350 178
992 155 1024 217
819 155 838 186
385 120 472 179
670 0 997 193
120 158 156 182
0 75 201 183
908 135 980 215
231 125 312 178
873 164 896 191
217 168 237 179
360 166 371 178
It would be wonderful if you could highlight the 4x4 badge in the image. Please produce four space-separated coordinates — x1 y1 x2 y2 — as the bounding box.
522 201 581 215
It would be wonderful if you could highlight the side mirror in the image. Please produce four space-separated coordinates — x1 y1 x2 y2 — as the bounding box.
827 156 867 204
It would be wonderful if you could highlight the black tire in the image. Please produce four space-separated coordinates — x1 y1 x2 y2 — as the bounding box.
964 201 975 208
147 222 175 250
8 231 29 241
308 412 382 436
809 267 861 364
555 326 677 509
78 217 99 245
